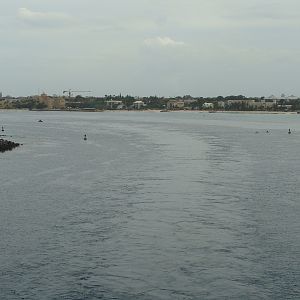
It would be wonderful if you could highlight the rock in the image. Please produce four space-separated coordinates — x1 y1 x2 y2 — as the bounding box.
0 139 21 152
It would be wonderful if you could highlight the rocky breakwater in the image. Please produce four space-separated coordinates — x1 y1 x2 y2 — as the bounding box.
0 138 21 152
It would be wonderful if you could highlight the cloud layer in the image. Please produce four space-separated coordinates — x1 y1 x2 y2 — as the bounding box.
1 0 300 96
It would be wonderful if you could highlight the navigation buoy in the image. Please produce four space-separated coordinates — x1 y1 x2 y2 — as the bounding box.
288 129 291 134
1 126 4 132
84 134 87 141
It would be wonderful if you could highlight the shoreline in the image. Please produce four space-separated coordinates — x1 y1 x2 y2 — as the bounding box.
0 109 298 115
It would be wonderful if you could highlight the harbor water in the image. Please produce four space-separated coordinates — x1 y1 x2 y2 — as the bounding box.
0 111 299 299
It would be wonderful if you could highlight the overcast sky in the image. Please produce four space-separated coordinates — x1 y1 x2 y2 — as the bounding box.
1 0 300 97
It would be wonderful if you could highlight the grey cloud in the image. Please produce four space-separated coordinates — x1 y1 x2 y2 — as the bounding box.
18 7 72 27
144 37 186 47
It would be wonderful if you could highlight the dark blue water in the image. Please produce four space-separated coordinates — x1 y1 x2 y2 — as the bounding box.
1 111 299 299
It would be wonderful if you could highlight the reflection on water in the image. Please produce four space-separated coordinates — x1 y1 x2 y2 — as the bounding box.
0 111 299 299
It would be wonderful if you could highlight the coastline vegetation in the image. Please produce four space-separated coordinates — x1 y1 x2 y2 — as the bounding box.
1 94 300 112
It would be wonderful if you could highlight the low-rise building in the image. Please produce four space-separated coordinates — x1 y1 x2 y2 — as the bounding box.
133 100 145 110
227 99 255 106
183 99 197 105
167 100 185 110
106 100 123 109
202 102 214 109
35 93 65 109
250 100 275 110
217 101 225 109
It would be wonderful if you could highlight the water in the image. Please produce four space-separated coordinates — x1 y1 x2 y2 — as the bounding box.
0 111 299 299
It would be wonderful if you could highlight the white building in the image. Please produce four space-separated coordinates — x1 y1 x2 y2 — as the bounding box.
167 100 185 110
106 100 123 109
202 102 214 109
133 100 145 109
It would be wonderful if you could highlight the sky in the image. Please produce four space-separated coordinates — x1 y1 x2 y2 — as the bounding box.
1 0 300 97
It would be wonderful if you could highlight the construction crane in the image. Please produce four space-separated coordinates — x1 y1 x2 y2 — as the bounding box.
63 89 92 99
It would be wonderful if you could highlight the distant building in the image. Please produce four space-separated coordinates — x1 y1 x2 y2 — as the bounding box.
133 100 145 110
277 104 293 111
183 99 197 105
34 93 65 109
250 100 275 109
167 100 185 110
202 102 214 109
265 94 299 101
227 99 276 110
116 104 126 110
106 100 123 109
52 97 65 109
227 99 255 106
217 101 225 109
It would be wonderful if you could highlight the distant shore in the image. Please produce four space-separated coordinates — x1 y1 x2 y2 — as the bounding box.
0 108 299 114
